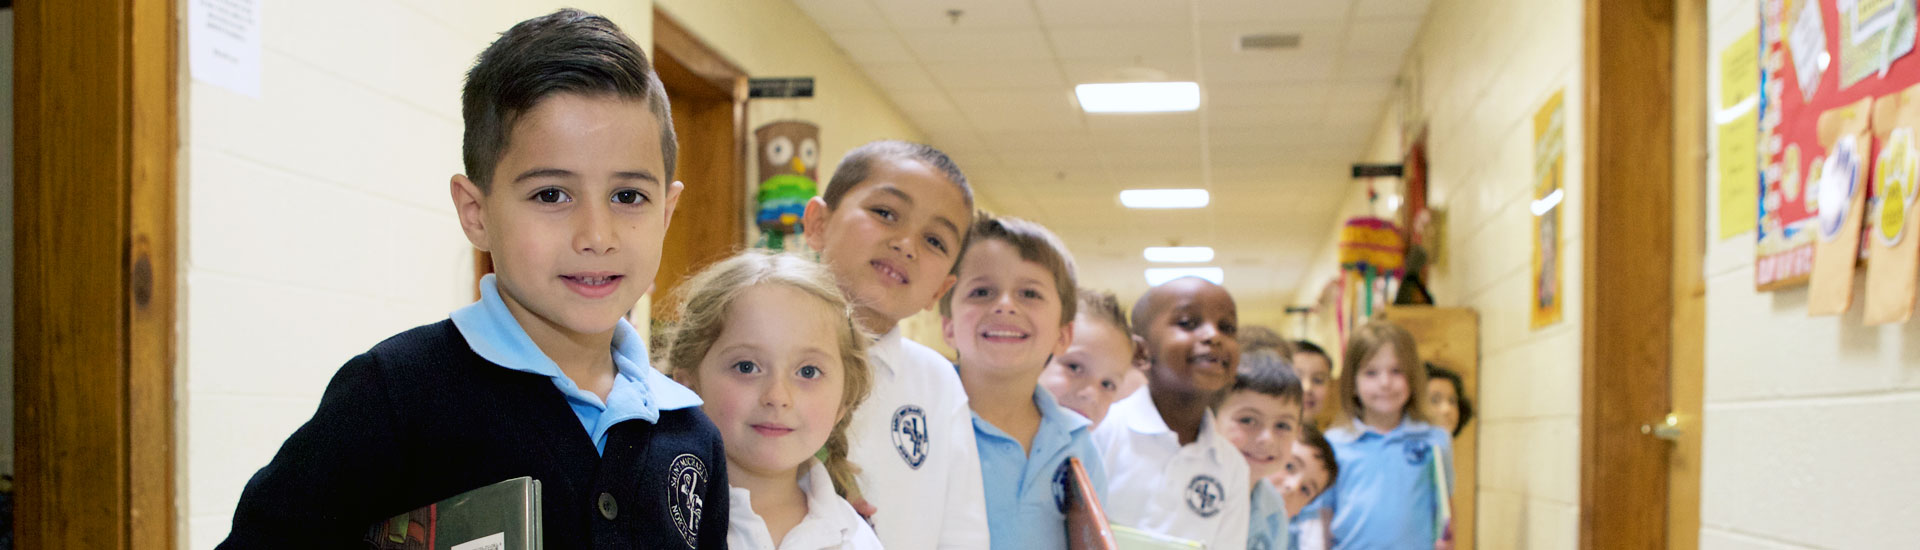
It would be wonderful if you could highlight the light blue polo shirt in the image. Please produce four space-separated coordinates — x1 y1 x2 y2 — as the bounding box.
1247 478 1289 550
1323 416 1451 550
451 274 702 454
1288 493 1329 549
973 386 1108 550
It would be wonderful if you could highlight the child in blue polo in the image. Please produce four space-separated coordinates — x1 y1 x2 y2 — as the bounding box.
1214 350 1305 550
1323 321 1452 549
218 10 728 549
941 215 1106 550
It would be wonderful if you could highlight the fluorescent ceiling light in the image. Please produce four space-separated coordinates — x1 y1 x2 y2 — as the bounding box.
1120 188 1210 209
1144 246 1215 263
1145 267 1225 286
1075 82 1201 113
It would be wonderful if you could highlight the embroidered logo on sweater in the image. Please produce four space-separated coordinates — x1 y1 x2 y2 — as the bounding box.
1185 475 1225 518
667 453 708 547
891 405 930 469
1403 438 1433 465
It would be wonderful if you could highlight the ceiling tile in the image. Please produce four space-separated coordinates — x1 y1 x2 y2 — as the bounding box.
876 0 1040 29
1060 56 1200 85
858 62 940 90
792 0 892 31
830 31 918 64
1047 27 1195 60
1200 22 1344 58
1202 56 1338 84
887 90 960 114
1035 0 1191 27
1355 0 1433 19
1207 83 1328 108
906 111 977 136
1345 18 1423 55
985 131 1099 153
1084 112 1202 133
1207 104 1324 129
927 61 1068 89
903 29 1055 61
1199 0 1353 23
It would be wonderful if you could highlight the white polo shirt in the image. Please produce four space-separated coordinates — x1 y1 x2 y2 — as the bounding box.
1091 390 1250 550
728 459 883 550
847 328 989 549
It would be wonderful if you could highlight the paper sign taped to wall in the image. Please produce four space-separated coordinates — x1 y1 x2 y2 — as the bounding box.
189 0 262 98
1724 28 1762 108
1720 109 1762 239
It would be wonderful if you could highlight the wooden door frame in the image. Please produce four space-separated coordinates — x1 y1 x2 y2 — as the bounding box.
14 0 177 547
1581 0 1705 547
649 8 747 320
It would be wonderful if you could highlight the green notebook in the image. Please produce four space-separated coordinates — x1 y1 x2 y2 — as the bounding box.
1109 524 1205 550
368 477 543 550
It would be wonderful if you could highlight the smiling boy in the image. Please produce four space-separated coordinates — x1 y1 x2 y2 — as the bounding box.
218 10 728 549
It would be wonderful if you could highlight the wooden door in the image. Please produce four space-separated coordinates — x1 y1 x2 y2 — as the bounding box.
1381 306 1479 550
650 10 746 320
14 0 177 547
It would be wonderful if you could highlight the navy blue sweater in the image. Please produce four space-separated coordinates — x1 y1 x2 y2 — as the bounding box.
217 320 730 549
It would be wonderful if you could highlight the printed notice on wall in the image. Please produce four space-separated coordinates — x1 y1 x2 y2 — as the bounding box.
1718 109 1760 239
189 0 262 98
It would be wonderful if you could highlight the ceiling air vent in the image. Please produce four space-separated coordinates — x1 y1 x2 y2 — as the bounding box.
1238 32 1301 51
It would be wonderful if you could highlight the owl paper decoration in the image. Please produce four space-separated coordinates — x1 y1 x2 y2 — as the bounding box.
755 121 820 249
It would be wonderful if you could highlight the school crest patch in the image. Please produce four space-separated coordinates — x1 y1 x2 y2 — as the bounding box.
666 453 708 548
1185 475 1225 518
891 405 930 469
1403 437 1433 465
1051 461 1073 512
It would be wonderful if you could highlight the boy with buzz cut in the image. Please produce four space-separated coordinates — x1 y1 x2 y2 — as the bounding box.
218 10 728 549
801 140 988 549
940 215 1107 550
1092 277 1250 549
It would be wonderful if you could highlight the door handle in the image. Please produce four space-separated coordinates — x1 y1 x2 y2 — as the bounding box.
1640 413 1682 441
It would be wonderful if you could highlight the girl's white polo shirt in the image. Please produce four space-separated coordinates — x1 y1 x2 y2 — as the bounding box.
727 459 883 550
847 328 990 549
1091 390 1251 550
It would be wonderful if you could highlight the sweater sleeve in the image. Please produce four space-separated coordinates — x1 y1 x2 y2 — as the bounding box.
698 426 732 549
217 353 408 549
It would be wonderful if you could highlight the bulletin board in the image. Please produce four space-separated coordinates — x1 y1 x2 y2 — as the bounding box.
1758 0 1920 291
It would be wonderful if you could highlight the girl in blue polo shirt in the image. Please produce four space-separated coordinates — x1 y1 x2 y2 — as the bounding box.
1323 321 1452 549
941 215 1107 550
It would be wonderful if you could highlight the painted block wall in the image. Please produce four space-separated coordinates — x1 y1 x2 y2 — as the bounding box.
1288 0 1584 548
1699 1 1920 548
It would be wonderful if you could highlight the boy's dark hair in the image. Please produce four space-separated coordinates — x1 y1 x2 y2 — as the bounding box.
1240 325 1292 356
462 9 676 191
1426 362 1476 437
822 140 974 210
1229 349 1303 403
939 214 1077 325
1292 339 1328 360
1299 424 1339 487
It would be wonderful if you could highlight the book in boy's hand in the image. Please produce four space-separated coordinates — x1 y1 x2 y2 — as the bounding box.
1108 524 1205 550
1063 457 1118 550
367 477 543 550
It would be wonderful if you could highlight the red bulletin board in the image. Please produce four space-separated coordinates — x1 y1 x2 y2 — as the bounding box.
1759 0 1919 290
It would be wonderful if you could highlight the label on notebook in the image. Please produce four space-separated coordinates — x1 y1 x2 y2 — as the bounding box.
452 532 506 550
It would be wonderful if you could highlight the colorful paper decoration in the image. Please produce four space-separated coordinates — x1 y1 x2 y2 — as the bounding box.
754 121 820 250
1866 84 1920 324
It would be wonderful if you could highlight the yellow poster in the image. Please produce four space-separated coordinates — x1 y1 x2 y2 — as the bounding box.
1721 27 1759 108
1531 90 1565 329
1718 109 1759 239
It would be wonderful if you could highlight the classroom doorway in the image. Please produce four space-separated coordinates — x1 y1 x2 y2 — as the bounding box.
1579 0 1707 548
649 9 748 321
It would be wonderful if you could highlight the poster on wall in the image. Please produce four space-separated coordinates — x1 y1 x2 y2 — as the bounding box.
1719 28 1761 240
1759 0 1920 292
1864 83 1920 324
1531 90 1566 330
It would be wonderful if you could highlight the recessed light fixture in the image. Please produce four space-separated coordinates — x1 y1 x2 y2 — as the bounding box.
1119 188 1210 209
1145 267 1225 286
1144 246 1215 263
1075 82 1201 113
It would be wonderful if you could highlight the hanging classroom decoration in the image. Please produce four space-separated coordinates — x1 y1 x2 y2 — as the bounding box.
752 121 821 251
1865 84 1920 324
1337 216 1406 324
1531 90 1566 329
1758 0 1920 293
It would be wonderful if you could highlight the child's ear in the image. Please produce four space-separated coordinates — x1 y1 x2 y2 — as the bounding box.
802 196 831 251
451 174 490 251
1052 319 1074 358
940 314 959 350
660 180 686 230
926 274 959 312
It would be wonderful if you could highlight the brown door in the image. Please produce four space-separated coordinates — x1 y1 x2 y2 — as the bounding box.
650 10 747 321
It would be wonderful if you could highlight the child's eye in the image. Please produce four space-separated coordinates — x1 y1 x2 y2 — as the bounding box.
532 188 571 203
1276 421 1294 432
798 365 824 379
1100 380 1117 391
869 207 896 221
926 235 948 253
1020 288 1043 300
611 189 647 205
967 287 991 298
1176 317 1198 329
1065 362 1082 372
1238 416 1257 426
1219 322 1237 335
1284 461 1298 473
731 360 759 374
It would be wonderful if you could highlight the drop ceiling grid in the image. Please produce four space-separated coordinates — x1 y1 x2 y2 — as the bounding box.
791 0 1429 307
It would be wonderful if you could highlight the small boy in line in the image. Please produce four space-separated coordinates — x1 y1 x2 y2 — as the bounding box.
1283 427 1339 550
941 215 1107 550
801 140 989 549
1214 350 1304 550
1091 277 1250 549
220 10 727 549
1038 288 1138 427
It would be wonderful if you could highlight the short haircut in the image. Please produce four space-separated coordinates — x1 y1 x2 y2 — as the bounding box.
662 251 872 498
1426 362 1476 437
1335 320 1432 425
1229 349 1304 403
822 140 973 211
940 214 1077 325
1293 339 1328 360
462 9 676 191
1240 325 1293 356
1076 288 1133 350
1299 424 1339 488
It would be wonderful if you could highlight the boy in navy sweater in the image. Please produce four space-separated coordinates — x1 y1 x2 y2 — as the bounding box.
217 9 727 549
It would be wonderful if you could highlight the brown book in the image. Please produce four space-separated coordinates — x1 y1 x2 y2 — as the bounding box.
1064 457 1119 550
